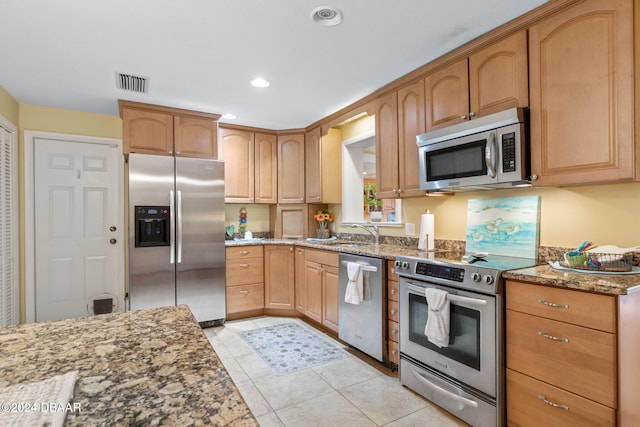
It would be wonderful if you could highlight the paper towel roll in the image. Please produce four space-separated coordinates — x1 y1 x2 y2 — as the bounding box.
418 211 435 251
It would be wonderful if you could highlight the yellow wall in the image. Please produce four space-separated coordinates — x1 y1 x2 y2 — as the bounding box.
0 85 19 125
224 204 271 234
18 104 122 139
333 182 640 249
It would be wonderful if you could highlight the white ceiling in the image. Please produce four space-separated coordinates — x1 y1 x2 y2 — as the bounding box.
0 0 548 130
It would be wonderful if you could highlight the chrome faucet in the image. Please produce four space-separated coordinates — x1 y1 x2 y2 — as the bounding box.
351 222 380 246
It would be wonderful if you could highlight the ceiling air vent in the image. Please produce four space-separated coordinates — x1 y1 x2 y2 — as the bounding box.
115 72 149 93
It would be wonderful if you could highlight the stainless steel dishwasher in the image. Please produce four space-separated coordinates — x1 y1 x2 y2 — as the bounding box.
338 253 386 362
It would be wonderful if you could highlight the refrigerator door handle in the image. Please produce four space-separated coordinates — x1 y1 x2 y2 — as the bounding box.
169 190 176 264
177 190 183 264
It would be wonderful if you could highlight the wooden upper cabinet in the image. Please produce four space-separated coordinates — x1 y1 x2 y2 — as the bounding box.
254 132 278 204
305 127 322 203
469 30 529 118
425 59 469 131
120 100 220 158
122 108 174 155
174 116 217 158
528 0 634 186
397 79 426 198
425 30 528 131
277 133 305 204
218 128 254 203
375 91 400 199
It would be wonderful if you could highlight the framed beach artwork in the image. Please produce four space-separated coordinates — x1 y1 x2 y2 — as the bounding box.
466 196 541 259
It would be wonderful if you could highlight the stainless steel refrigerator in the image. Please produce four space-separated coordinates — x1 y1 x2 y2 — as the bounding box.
128 153 225 324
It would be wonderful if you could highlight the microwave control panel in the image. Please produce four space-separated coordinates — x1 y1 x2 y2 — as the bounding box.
501 132 516 172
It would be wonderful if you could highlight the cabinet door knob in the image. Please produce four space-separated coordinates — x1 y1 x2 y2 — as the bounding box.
390 309 397 315
530 174 539 181
390 289 397 295
469 112 476 118
110 238 117 245
460 114 467 120
109 226 117 232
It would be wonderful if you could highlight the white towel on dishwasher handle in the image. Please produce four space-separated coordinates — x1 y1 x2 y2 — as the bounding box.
424 288 450 348
344 262 363 305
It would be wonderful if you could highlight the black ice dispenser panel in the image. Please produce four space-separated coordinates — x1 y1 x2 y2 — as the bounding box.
135 206 170 247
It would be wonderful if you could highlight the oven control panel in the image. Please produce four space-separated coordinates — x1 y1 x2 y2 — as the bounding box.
417 262 465 282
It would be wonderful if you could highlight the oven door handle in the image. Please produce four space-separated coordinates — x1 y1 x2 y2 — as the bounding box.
406 282 488 307
447 294 488 306
412 370 479 408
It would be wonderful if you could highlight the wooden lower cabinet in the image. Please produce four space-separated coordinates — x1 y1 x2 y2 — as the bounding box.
387 260 399 367
294 247 307 313
226 284 264 314
225 246 264 316
264 245 295 310
505 279 640 427
321 266 339 331
302 249 339 332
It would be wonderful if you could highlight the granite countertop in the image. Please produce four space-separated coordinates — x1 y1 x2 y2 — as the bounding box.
0 305 257 426
225 238 448 260
503 264 640 296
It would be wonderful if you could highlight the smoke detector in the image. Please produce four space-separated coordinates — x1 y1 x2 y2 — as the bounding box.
115 72 149 93
310 6 343 27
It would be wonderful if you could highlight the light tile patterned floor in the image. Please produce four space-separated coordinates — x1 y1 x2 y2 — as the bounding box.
204 316 468 427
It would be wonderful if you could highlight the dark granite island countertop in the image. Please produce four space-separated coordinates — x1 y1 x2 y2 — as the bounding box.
0 305 257 426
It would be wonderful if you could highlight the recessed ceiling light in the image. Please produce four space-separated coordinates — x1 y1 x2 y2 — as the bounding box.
222 113 237 120
310 6 343 27
250 77 270 88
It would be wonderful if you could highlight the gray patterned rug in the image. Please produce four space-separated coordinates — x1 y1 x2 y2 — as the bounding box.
238 322 348 376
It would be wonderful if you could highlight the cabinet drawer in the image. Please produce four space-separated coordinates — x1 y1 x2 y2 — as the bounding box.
388 279 398 302
388 340 399 365
388 300 399 322
226 283 264 314
507 369 615 427
387 259 398 281
226 257 264 286
226 245 264 259
304 249 339 267
506 280 615 333
506 310 616 408
388 319 399 343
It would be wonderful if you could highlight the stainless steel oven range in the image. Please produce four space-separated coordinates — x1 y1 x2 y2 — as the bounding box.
394 254 535 427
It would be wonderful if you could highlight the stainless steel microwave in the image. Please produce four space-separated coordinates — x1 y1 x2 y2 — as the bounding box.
417 108 530 192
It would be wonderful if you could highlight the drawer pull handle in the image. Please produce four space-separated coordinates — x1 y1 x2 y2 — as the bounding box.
538 299 569 309
239 251 250 255
390 309 397 315
538 331 569 343
391 329 398 335
240 263 250 268
239 290 250 295
390 289 397 295
391 350 397 355
538 395 569 411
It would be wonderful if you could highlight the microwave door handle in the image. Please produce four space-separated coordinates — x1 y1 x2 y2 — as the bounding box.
485 132 497 178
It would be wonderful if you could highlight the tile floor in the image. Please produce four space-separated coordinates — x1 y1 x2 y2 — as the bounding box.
204 316 468 427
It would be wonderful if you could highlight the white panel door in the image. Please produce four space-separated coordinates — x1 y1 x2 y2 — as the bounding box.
34 138 121 321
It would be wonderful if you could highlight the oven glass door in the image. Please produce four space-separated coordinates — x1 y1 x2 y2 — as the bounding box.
407 291 480 370
400 279 497 397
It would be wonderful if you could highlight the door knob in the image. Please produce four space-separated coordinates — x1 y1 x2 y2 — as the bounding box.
110 238 117 244
109 226 117 232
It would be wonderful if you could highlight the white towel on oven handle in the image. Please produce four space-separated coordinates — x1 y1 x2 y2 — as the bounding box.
344 262 363 305
424 288 450 348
